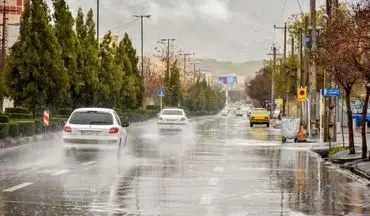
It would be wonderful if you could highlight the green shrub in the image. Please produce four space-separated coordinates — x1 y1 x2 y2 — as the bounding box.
0 123 9 139
5 107 30 114
34 119 43 134
8 122 19 138
0 115 9 123
329 146 346 157
7 113 34 119
49 118 67 132
145 105 160 110
53 114 70 119
57 108 73 116
17 121 35 137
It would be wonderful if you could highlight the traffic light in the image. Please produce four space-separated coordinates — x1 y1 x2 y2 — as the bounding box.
297 87 307 102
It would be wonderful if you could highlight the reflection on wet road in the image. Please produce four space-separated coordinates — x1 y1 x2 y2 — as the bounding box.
0 115 369 215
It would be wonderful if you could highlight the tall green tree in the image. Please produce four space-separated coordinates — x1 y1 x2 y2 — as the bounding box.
75 8 99 107
4 0 67 110
52 0 77 107
98 31 123 108
122 33 142 109
116 38 137 109
167 60 182 106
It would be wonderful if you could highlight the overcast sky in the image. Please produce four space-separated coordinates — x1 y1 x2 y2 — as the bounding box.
45 0 342 62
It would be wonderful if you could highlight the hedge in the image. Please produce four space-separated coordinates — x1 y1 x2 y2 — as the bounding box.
145 105 160 110
17 121 35 137
6 113 34 119
0 115 9 123
57 108 73 116
5 107 30 114
9 122 19 138
0 123 9 139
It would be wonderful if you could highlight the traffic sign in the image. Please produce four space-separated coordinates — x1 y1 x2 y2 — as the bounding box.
43 110 49 127
321 88 340 97
297 87 307 102
157 88 165 97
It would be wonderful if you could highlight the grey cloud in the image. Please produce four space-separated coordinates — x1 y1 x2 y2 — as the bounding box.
45 0 312 62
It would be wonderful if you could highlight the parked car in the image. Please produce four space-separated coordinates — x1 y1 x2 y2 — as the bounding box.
220 109 229 116
62 108 129 155
157 108 189 129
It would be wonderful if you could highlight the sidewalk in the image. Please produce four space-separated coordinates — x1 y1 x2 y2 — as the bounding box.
309 137 370 181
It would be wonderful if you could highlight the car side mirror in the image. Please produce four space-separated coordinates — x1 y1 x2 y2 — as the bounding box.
121 122 129 127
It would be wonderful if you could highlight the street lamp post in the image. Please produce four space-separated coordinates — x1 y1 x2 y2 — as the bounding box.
134 15 151 80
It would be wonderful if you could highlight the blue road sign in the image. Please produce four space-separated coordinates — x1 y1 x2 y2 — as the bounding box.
157 88 165 97
321 88 340 97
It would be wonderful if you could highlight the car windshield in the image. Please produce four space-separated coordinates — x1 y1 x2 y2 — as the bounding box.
68 111 113 125
161 110 183 115
252 110 268 115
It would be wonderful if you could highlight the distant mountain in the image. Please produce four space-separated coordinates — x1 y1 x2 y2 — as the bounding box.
197 58 263 77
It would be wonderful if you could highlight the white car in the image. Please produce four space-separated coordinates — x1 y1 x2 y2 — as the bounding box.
220 110 228 116
157 108 189 129
62 108 129 154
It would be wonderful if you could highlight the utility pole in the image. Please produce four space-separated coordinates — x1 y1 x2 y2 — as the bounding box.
161 38 175 79
1 1 16 71
181 52 194 85
274 23 287 116
0 1 16 111
267 46 277 117
190 62 199 83
310 0 318 133
297 27 303 118
324 0 337 142
134 15 151 79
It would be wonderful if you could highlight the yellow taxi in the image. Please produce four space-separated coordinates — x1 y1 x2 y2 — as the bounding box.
249 108 270 127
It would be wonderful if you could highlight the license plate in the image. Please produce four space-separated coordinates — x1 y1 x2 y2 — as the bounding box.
166 119 176 121
81 131 101 136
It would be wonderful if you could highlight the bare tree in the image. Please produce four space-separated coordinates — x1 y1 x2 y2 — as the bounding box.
143 57 165 98
317 9 360 154
350 0 370 159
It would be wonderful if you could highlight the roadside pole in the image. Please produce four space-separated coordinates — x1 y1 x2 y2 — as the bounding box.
307 98 311 137
319 90 323 143
157 88 165 110
160 97 163 110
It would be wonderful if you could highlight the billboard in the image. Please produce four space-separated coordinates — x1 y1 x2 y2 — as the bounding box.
217 76 238 85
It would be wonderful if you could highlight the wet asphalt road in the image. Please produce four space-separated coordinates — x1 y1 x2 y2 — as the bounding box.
0 115 369 216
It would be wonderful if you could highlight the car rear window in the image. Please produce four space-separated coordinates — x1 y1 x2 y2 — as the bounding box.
252 110 268 115
161 110 183 115
68 111 114 125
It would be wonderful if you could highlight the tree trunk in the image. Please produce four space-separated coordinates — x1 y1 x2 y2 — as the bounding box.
345 89 355 154
361 87 369 159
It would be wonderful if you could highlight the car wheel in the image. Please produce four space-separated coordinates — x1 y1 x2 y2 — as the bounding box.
250 123 253 127
282 137 287 143
266 123 270 127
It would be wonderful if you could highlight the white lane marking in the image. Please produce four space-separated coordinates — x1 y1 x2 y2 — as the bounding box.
50 169 70 176
208 177 219 186
200 194 213 205
3 182 33 192
82 161 96 166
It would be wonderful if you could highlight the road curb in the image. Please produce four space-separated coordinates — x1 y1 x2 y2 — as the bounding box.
0 132 58 151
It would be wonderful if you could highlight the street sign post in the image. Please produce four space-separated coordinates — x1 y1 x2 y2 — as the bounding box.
321 88 340 97
157 88 165 110
297 87 307 102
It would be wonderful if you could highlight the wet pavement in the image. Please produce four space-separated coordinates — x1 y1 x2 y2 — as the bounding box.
0 115 369 216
